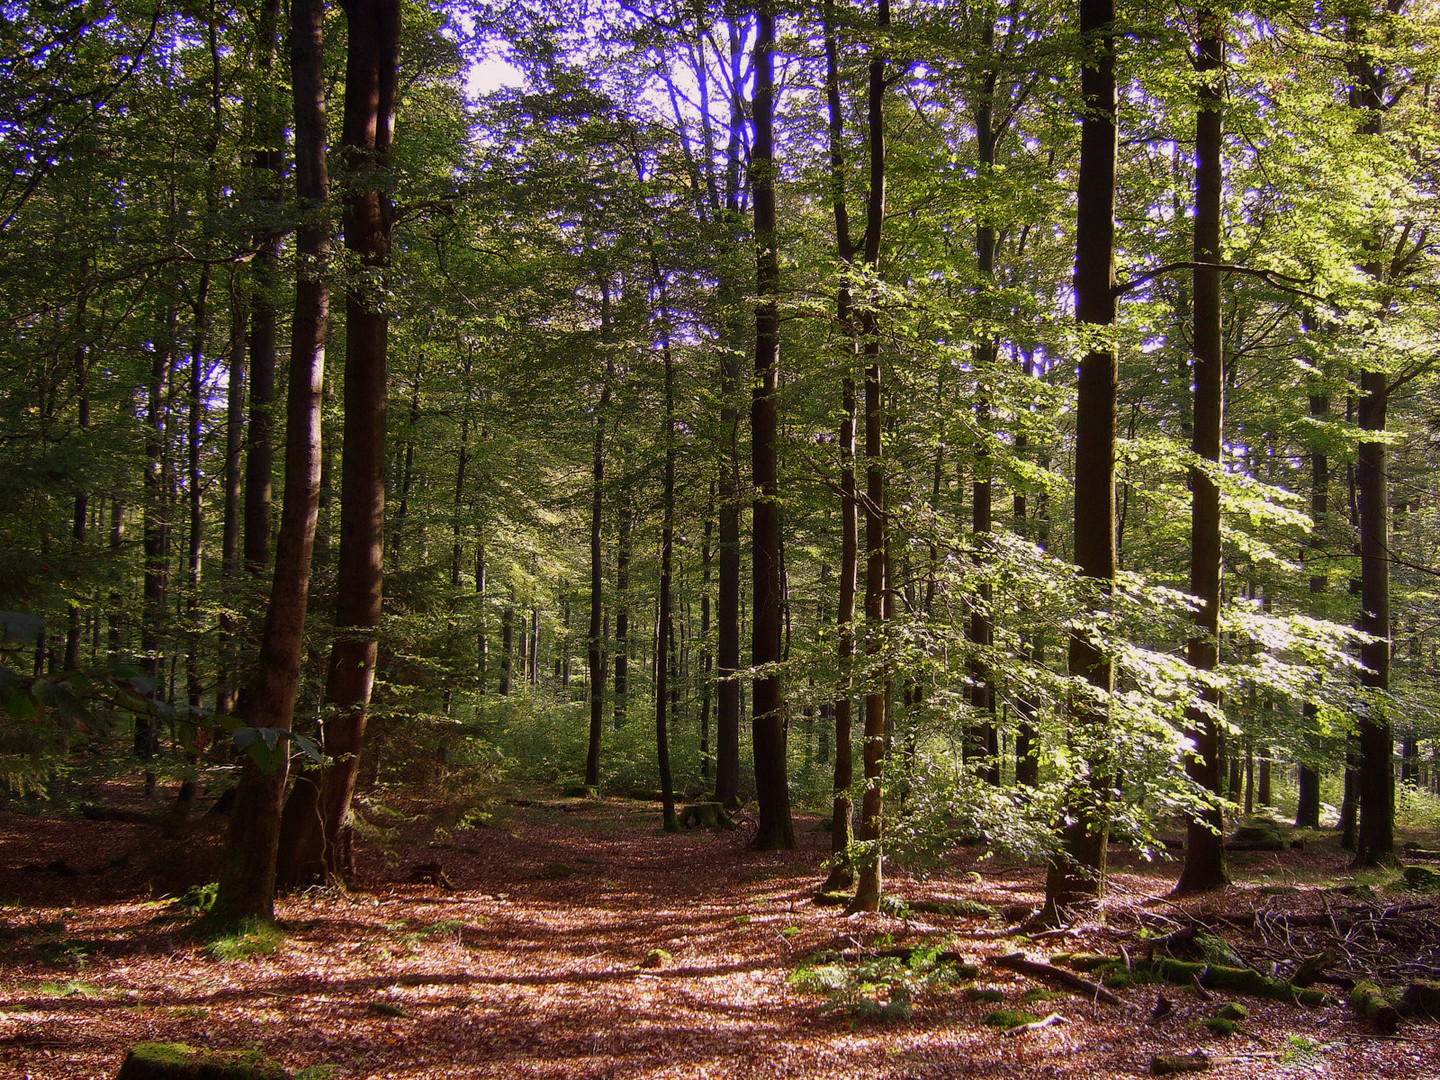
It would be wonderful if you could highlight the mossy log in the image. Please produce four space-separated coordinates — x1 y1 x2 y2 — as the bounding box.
1151 1051 1214 1075
115 1043 289 1080
1146 958 1333 1006
1289 949 1335 988
1349 981 1401 1034
992 952 1122 1005
679 802 737 830
1400 980 1440 1018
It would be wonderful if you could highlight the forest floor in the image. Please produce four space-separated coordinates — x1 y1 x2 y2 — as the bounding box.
0 786 1438 1079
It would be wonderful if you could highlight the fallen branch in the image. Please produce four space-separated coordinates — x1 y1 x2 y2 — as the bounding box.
992 952 1122 1006
1351 980 1401 1034
1002 1011 1070 1036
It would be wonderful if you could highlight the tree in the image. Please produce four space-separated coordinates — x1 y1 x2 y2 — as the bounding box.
278 0 402 888
749 0 794 851
210 0 329 925
1042 0 1119 922
1176 2 1230 894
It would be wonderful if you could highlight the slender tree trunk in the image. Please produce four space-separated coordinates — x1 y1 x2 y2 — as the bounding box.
276 0 399 889
852 0 890 908
614 500 631 728
749 0 794 852
210 0 328 924
585 296 613 788
821 0 857 892
699 482 714 782
714 7 745 809
1350 5 1398 867
1177 9 1230 894
1042 0 1118 923
1296 382 1328 828
655 267 679 832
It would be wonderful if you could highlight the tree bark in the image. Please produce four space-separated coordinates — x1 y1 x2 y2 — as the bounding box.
749 0 794 851
821 0 857 891
1043 0 1118 921
1177 8 1230 894
210 0 328 924
714 5 746 809
852 0 890 908
276 0 399 890
585 290 613 788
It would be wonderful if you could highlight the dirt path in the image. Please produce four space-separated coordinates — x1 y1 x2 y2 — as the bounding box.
0 797 1436 1078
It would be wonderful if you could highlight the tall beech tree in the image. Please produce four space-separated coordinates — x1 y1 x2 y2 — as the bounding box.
749 0 794 851
1177 3 1230 894
1042 0 1119 922
210 0 329 926
278 0 401 888
851 0 890 912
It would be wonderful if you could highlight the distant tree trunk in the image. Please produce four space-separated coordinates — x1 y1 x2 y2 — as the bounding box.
140 302 177 775
1296 381 1328 828
1177 8 1230 895
243 0 282 579
698 482 715 782
585 302 613 788
655 267 679 833
614 500 631 728
217 278 247 719
714 7 745 809
210 0 328 924
748 0 794 852
66 325 90 672
1042 0 1117 922
276 0 399 890
1350 7 1397 867
820 0 856 893
852 0 890 908
500 595 514 696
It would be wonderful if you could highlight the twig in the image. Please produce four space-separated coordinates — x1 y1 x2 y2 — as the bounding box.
1002 1011 1070 1036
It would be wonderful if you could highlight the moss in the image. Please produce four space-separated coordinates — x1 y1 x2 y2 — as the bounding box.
982 1008 1041 1030
115 1042 289 1080
368 1001 410 1018
1203 1017 1239 1037
640 948 671 969
1022 988 1065 1004
964 987 1006 1003
1145 957 1332 1006
1216 1002 1249 1021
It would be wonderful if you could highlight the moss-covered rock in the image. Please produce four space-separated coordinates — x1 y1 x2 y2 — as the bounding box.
115 1043 289 1080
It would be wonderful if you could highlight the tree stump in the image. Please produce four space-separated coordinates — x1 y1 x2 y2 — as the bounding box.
115 1042 290 1080
680 802 737 830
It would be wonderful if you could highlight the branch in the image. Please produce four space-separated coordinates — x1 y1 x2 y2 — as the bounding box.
1113 261 1336 308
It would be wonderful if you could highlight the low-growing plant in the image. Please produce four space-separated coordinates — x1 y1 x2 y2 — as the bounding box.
207 919 283 961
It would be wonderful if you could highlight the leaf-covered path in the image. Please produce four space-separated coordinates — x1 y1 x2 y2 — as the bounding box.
1 795 1437 1079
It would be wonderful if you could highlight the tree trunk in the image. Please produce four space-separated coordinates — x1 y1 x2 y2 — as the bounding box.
276 0 399 890
1043 0 1118 922
749 0 794 852
1177 9 1230 894
714 6 745 810
210 0 328 924
585 294 613 787
614 499 631 729
852 0 890 907
655 267 679 833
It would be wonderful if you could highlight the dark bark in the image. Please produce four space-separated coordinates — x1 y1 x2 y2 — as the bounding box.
1177 9 1229 894
210 0 328 925
276 0 399 890
243 0 283 578
749 0 794 852
655 267 679 833
1297 384 1328 828
1349 3 1400 868
714 7 745 809
1043 0 1117 922
852 0 890 908
614 499 631 729
585 293 613 787
821 0 857 891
